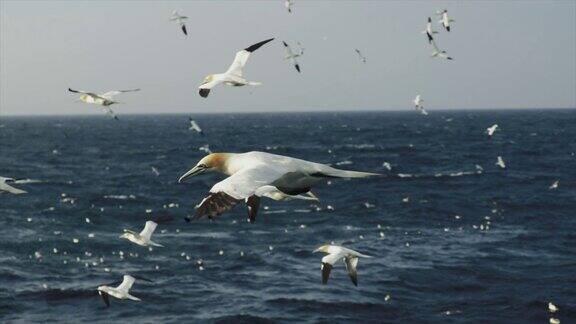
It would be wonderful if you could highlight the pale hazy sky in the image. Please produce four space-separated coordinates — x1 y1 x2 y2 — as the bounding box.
1 0 575 116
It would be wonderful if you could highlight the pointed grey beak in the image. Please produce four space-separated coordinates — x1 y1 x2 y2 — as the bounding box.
178 166 205 183
313 248 322 253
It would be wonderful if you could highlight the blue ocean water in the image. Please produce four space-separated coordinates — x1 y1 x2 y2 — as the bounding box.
0 110 575 323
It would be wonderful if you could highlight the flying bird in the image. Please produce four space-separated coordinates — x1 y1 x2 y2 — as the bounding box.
119 216 171 247
313 245 372 286
430 40 453 60
496 156 506 169
549 180 559 190
97 275 152 307
169 10 188 35
486 124 499 137
198 38 275 98
189 118 203 134
285 0 293 13
548 302 559 313
355 49 367 63
0 176 27 194
437 9 454 32
413 94 428 115
422 17 438 43
282 41 304 73
178 152 378 223
68 88 140 120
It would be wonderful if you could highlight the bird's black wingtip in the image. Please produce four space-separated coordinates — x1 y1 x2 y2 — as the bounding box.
295 64 301 73
244 38 275 52
199 89 210 98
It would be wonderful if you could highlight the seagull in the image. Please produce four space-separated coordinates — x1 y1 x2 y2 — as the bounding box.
548 302 559 313
189 118 204 134
413 94 428 115
496 156 506 169
198 38 275 98
486 124 499 137
437 9 454 32
178 152 379 223
0 176 27 194
68 88 140 120
119 216 171 247
430 40 453 60
355 49 367 63
549 180 559 190
313 245 372 286
282 41 304 73
421 17 438 43
169 10 188 35
285 0 293 13
97 275 152 307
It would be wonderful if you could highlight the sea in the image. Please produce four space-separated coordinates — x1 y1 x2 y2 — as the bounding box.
1 110 575 323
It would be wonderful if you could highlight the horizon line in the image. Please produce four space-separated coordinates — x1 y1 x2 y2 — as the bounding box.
0 106 574 118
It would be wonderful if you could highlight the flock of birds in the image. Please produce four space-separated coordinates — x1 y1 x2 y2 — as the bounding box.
1 3 563 317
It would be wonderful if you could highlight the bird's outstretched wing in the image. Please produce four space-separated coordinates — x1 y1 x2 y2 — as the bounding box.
69 88 98 97
99 291 110 307
344 256 359 286
68 88 88 94
283 41 294 57
117 275 136 291
100 89 140 99
139 221 158 240
225 38 275 77
0 179 27 194
192 192 241 221
320 253 341 284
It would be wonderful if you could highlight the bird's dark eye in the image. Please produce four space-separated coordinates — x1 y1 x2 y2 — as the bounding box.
198 164 207 168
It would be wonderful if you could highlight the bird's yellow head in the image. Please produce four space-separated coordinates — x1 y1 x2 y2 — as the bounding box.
201 74 214 85
178 153 230 183
313 245 330 253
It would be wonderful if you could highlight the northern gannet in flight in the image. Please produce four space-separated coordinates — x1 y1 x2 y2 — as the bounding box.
548 302 559 313
486 124 498 137
496 156 506 169
0 177 27 194
189 118 203 134
437 9 454 32
120 216 171 247
282 41 304 73
313 245 372 286
198 38 275 98
355 49 367 63
68 88 140 120
178 152 378 223
97 275 152 307
549 180 559 190
430 40 453 60
422 17 438 43
413 94 428 115
285 0 293 13
169 10 188 35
